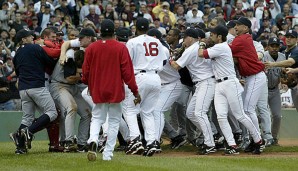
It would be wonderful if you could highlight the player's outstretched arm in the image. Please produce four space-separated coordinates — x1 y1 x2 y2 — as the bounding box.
59 41 71 65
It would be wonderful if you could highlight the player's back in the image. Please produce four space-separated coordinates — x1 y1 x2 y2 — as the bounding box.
126 35 166 73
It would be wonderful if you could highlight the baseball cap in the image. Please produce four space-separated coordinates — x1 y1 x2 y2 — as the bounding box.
116 27 132 41
196 28 206 39
209 25 228 37
278 31 285 36
269 0 274 3
192 7 198 11
100 19 114 33
246 7 254 12
285 30 298 38
227 20 236 29
16 29 34 43
136 18 149 31
78 28 96 38
235 17 252 28
184 28 199 39
268 37 280 45
147 28 162 39
162 1 170 7
204 4 210 8
0 60 3 65
32 16 38 20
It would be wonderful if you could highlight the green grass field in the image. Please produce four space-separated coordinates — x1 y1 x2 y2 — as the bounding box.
1 141 298 171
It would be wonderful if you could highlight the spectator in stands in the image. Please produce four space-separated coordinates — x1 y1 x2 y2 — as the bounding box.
34 0 55 14
186 6 203 24
186 3 203 20
37 4 52 30
174 4 185 21
86 5 100 26
0 2 13 31
152 1 176 27
203 4 216 21
231 0 246 20
80 0 101 24
268 0 281 20
275 3 293 28
103 3 118 21
255 17 271 40
10 12 28 33
154 18 166 37
246 7 259 36
138 4 153 23
0 59 15 111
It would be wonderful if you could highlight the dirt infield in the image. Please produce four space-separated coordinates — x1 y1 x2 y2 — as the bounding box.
157 138 298 158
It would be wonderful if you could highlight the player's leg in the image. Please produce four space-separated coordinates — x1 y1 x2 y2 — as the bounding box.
74 88 92 151
256 84 273 141
102 103 122 161
81 87 94 109
243 72 267 132
87 103 107 161
154 81 182 143
268 88 282 144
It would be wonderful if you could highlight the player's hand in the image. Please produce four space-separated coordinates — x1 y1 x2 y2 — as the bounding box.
59 55 68 65
285 68 296 74
133 93 141 105
239 79 245 86
264 61 274 69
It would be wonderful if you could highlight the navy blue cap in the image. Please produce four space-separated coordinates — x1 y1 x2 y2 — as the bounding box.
235 17 252 28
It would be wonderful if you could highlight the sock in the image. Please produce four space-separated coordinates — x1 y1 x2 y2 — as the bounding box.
29 114 50 134
18 124 28 131
117 132 126 146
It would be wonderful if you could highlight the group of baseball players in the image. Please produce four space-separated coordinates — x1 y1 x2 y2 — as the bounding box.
8 16 298 161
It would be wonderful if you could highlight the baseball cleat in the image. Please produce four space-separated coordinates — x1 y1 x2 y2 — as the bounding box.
199 145 217 155
143 141 157 157
87 142 97 161
9 132 19 147
125 136 143 155
224 145 240 155
252 139 265 155
171 135 187 149
21 128 34 149
15 148 27 155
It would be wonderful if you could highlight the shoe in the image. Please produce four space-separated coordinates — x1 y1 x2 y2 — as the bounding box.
244 140 255 153
9 132 19 147
21 128 34 149
98 136 107 153
143 141 157 157
77 144 88 153
271 138 279 146
125 136 144 155
199 145 217 155
87 142 97 161
252 139 265 155
64 140 77 152
49 145 64 152
224 145 240 155
171 135 187 149
265 139 273 147
240 138 251 150
189 138 199 148
15 148 27 154
115 145 126 151
102 155 111 161
213 133 224 144
155 141 162 153
234 133 242 146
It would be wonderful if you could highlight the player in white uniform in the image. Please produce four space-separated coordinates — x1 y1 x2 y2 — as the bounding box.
124 18 167 157
198 25 263 155
146 28 185 152
171 28 216 155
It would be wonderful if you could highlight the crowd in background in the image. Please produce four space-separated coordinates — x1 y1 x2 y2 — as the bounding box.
1 0 298 110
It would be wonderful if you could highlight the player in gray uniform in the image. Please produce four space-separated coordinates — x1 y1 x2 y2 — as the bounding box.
10 29 58 154
171 28 216 155
49 48 91 152
263 37 286 146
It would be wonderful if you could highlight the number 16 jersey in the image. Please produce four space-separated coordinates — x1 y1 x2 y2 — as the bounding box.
126 34 167 73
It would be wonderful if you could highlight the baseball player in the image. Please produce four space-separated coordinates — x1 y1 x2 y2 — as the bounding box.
198 25 264 155
147 28 184 152
263 37 286 146
170 28 216 155
10 29 58 154
124 18 167 157
230 17 266 152
82 19 139 161
265 30 298 111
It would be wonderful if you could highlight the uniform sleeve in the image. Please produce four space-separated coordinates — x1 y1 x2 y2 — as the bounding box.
289 49 298 66
120 46 138 96
126 40 134 61
70 39 81 48
39 45 56 67
207 44 222 59
253 41 264 54
176 47 194 68
82 46 91 85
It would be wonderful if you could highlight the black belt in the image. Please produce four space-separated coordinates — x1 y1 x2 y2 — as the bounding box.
135 70 158 75
193 76 215 85
216 77 229 83
161 82 170 86
268 86 276 90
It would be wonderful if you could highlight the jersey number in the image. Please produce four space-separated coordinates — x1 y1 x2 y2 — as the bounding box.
143 42 159 56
